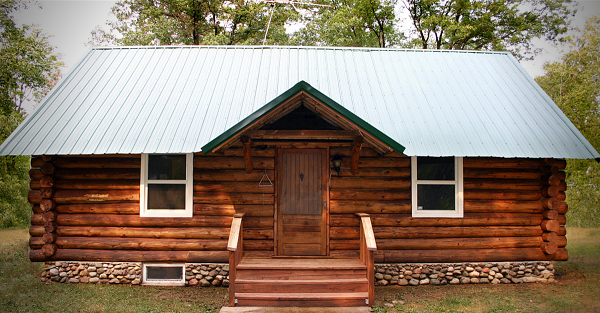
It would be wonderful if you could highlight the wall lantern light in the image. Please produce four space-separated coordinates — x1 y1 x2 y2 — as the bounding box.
331 154 343 176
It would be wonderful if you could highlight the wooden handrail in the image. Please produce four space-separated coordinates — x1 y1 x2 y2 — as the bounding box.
228 213 245 307
356 213 376 306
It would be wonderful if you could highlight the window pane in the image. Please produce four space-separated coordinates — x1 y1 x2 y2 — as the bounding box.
417 157 454 180
417 184 455 210
147 184 185 210
148 155 186 180
146 266 183 280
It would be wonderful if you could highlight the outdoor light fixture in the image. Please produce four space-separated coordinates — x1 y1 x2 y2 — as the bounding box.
331 154 343 176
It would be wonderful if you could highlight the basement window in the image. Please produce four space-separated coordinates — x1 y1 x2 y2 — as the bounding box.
142 263 186 286
140 154 193 217
411 156 463 218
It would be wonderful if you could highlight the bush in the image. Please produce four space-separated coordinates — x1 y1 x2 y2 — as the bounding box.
565 159 600 227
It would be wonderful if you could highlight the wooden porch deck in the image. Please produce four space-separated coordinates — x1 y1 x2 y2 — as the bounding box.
232 258 369 307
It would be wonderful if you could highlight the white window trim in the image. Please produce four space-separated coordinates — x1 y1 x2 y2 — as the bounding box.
411 156 464 218
142 263 186 286
140 153 193 217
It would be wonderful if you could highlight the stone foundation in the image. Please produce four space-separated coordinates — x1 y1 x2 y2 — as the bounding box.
40 261 554 286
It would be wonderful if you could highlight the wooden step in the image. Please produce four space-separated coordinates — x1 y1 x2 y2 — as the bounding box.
237 258 366 270
236 278 369 293
236 268 366 281
234 292 369 307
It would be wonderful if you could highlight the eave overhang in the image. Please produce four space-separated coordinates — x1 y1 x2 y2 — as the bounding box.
201 81 406 155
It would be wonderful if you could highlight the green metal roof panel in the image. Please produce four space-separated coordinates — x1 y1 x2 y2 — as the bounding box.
201 81 406 154
0 46 597 159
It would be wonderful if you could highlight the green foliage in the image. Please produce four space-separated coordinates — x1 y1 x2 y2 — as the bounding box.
0 0 63 114
89 0 301 46
291 0 402 48
536 17 600 227
400 0 576 60
0 0 62 228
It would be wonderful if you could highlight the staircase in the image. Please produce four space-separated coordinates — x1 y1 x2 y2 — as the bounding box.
232 258 370 307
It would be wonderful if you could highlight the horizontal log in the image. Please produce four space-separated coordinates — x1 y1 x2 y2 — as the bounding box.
55 180 140 190
43 211 57 222
194 170 275 182
541 183 567 198
543 172 566 186
56 226 272 240
43 232 58 244
194 192 273 205
244 240 274 251
545 158 566 169
464 200 543 213
42 244 57 257
40 188 54 199
543 165 560 175
557 236 567 247
463 158 544 169
31 157 44 168
330 189 410 201
54 168 140 180
329 146 381 157
209 146 275 157
337 167 410 177
41 155 56 162
541 220 560 232
559 214 566 225
29 236 44 249
31 214 43 225
330 200 411 214
56 203 139 214
54 189 139 203
463 168 542 180
30 226 45 236
330 226 543 240
30 179 41 190
554 248 568 261
41 163 55 175
340 157 410 168
28 190 42 204
56 214 272 228
193 204 273 217
40 199 56 212
44 221 57 233
41 176 54 188
542 210 558 220
193 181 273 194
464 189 542 201
56 237 228 251
556 191 566 201
541 198 561 210
52 249 228 263
558 226 566 236
29 169 43 179
330 177 410 189
32 205 42 214
542 232 558 242
30 249 45 262
194 157 273 170
53 157 140 168
377 237 543 250
540 241 558 255
330 213 543 227
382 248 551 263
557 202 568 214
464 179 543 191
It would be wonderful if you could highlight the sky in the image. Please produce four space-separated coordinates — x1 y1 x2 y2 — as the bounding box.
11 0 600 113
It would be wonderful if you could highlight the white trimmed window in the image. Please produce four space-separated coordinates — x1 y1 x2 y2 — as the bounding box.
142 263 186 286
140 154 193 217
411 156 463 218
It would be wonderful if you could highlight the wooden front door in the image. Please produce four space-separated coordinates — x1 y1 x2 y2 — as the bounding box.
277 149 328 256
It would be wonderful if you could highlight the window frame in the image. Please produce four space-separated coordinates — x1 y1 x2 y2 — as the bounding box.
140 153 193 218
142 263 186 286
411 156 464 218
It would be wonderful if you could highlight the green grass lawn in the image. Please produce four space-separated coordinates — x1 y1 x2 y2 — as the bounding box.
1 228 599 312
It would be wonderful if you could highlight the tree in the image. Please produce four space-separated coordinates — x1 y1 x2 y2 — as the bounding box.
291 0 402 48
536 16 600 227
0 0 62 114
89 0 300 46
400 0 576 60
0 0 63 228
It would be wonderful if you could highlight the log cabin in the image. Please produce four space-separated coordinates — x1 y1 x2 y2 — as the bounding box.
1 46 598 307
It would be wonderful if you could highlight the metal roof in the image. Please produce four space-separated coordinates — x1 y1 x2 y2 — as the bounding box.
1 46 598 159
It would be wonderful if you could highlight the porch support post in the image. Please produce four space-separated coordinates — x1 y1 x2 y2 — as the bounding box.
241 136 253 174
351 136 363 175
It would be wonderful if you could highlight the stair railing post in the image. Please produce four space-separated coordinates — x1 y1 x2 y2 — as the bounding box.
227 213 245 307
356 213 376 306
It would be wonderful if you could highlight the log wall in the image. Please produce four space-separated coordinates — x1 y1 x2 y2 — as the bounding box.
28 144 568 263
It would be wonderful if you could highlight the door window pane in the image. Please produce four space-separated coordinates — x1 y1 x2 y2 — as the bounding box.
417 157 454 180
147 184 185 210
417 184 455 211
148 155 186 180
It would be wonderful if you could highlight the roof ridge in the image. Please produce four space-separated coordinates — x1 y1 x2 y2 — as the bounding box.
90 45 510 55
